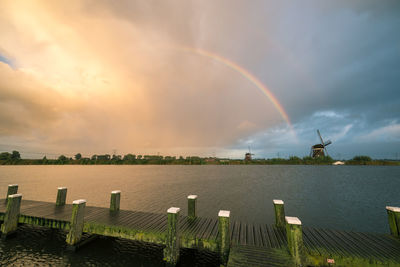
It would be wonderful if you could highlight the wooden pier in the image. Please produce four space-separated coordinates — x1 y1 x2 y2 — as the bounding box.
1 185 400 266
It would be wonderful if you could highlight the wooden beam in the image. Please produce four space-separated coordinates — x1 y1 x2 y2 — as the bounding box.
187 195 197 220
66 199 86 247
110 190 121 212
56 187 67 206
218 210 231 266
1 193 22 239
273 199 285 229
285 216 305 266
164 207 180 266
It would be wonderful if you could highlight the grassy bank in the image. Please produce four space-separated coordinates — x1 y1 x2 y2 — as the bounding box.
0 151 399 166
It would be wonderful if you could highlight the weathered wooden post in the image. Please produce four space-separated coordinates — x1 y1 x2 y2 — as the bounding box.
56 187 67 206
6 184 18 200
218 210 231 266
1 193 22 239
110 190 121 212
187 195 197 220
285 216 305 266
386 206 400 237
164 207 180 266
66 199 86 247
273 199 285 229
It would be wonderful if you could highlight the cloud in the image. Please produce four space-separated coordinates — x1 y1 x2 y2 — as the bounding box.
0 1 399 158
358 123 400 142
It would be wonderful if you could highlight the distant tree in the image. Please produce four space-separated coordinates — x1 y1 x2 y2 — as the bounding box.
123 154 136 161
74 153 82 160
91 155 97 161
112 154 122 160
0 152 11 160
11 150 21 160
352 155 372 162
97 154 111 161
137 155 142 160
58 155 68 162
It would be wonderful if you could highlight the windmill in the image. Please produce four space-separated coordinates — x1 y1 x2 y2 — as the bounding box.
310 130 332 158
245 146 254 161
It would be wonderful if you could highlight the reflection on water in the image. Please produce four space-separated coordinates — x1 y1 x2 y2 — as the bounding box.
0 165 399 265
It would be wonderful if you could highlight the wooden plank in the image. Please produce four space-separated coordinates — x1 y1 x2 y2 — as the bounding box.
266 224 279 248
201 218 218 240
239 222 247 245
351 231 399 260
259 224 270 248
331 229 371 258
194 217 213 239
312 228 347 257
318 228 352 257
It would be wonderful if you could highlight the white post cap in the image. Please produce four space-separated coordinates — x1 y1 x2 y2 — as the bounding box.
386 206 400 212
273 199 284 205
73 199 86 205
167 207 181 214
218 210 230 218
58 187 67 190
187 195 198 199
285 216 302 225
8 184 18 187
111 190 121 194
8 193 22 198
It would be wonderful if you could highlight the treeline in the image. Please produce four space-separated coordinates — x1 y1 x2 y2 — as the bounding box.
0 151 399 165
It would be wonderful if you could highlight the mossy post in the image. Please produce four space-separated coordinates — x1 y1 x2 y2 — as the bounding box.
56 187 67 206
386 206 400 237
273 199 285 229
6 184 18 201
164 207 180 266
187 195 197 220
66 199 86 246
218 210 230 266
110 190 121 212
285 216 305 266
1 193 22 239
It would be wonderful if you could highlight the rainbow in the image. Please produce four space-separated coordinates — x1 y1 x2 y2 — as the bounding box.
181 47 293 131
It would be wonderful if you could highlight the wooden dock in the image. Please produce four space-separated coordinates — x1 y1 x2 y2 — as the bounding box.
1 185 400 266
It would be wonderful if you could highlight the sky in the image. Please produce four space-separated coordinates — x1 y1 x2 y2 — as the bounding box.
0 0 399 159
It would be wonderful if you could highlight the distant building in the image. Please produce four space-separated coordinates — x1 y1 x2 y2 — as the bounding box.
245 152 252 161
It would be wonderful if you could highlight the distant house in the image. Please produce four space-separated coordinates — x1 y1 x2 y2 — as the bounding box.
332 161 345 165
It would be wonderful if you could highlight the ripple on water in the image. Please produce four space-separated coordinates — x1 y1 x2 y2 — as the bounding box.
0 225 219 266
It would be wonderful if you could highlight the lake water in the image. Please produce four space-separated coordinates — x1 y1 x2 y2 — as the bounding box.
0 165 399 266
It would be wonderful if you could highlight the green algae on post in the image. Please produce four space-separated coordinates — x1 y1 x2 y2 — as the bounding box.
273 199 285 229
164 207 180 266
1 193 22 238
187 195 197 220
110 190 121 212
66 199 86 246
56 187 67 206
218 210 230 266
285 216 305 266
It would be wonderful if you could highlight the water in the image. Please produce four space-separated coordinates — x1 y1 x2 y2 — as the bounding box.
0 165 399 266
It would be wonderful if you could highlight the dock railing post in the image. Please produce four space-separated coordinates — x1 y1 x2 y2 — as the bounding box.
164 207 181 266
187 195 197 220
110 190 121 212
285 216 305 266
1 193 22 239
273 199 285 229
66 199 86 247
218 210 230 266
56 187 67 206
6 184 18 201
386 206 400 237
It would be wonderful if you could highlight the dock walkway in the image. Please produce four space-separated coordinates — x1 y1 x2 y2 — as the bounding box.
1 186 400 266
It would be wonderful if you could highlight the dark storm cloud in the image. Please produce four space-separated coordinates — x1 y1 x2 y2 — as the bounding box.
0 0 399 158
